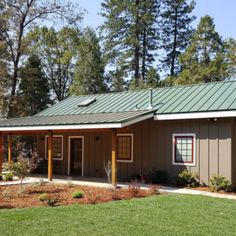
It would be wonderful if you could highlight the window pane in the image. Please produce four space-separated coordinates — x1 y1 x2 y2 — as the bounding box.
174 136 193 164
117 135 132 161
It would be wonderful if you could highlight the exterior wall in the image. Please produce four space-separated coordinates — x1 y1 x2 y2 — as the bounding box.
38 117 234 186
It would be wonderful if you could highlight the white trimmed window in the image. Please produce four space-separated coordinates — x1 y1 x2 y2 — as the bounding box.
172 134 196 166
45 135 63 160
117 134 133 162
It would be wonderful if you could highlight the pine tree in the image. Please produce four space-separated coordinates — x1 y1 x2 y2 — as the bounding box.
177 15 229 84
16 54 50 117
100 0 160 89
69 28 106 95
161 0 196 77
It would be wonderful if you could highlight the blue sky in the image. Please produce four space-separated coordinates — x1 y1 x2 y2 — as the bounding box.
76 0 236 39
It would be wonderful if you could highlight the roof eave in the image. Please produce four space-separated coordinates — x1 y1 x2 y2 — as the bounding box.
155 110 236 120
0 113 154 132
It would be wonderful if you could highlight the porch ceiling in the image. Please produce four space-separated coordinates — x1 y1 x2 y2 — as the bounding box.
0 110 154 131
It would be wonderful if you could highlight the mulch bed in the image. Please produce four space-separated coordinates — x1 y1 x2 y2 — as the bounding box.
0 183 159 209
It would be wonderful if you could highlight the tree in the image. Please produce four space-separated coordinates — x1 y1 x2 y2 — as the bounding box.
160 0 196 77
15 54 50 117
28 26 81 101
176 15 230 85
225 38 236 78
100 0 160 89
70 28 106 95
0 0 83 117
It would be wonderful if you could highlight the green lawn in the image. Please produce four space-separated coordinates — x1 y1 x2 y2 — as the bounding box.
0 194 236 236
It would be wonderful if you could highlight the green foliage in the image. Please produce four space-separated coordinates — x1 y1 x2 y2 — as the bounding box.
101 0 161 88
209 175 232 192
149 170 169 184
15 54 51 116
38 193 49 202
69 28 106 95
177 15 229 84
27 26 81 101
225 38 236 78
5 155 38 185
0 0 83 117
161 0 196 76
176 169 199 187
3 172 14 181
38 193 60 207
72 191 84 199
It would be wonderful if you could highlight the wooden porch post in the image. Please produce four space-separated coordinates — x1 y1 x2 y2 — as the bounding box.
111 128 117 187
48 131 53 181
7 135 12 164
0 133 3 175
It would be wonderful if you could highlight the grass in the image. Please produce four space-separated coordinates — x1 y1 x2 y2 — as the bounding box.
0 194 236 236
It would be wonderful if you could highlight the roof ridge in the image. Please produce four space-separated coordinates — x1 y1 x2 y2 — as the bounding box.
68 79 236 98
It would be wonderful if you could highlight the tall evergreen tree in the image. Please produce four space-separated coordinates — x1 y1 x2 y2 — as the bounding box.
177 15 229 84
100 0 160 89
16 54 50 117
69 28 106 95
161 0 196 77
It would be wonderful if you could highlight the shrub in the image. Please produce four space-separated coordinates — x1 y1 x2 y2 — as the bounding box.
72 191 84 199
3 172 14 181
38 193 59 207
38 193 49 202
209 175 232 192
128 180 141 197
149 170 169 184
176 170 199 187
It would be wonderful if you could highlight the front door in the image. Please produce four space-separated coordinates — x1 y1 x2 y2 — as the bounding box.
70 138 83 176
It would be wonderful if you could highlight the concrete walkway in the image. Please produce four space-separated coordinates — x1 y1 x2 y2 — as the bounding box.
1 176 236 200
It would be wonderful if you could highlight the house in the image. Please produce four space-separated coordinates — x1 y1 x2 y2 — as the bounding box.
0 80 236 187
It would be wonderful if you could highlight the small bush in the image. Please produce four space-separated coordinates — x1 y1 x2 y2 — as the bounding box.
149 170 169 184
209 175 232 192
3 172 14 181
38 193 49 202
128 180 141 197
38 193 59 207
72 191 84 199
176 170 199 187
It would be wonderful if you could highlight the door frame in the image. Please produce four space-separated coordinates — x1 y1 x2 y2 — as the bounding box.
67 136 84 176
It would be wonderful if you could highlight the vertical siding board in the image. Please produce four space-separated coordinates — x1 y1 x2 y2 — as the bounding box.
199 120 209 185
209 122 219 177
190 120 200 174
219 119 232 181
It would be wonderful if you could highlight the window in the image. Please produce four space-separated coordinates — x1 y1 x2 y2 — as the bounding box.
172 134 195 166
45 135 63 160
117 134 133 162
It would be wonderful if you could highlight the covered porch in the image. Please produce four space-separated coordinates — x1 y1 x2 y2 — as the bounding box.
0 110 154 187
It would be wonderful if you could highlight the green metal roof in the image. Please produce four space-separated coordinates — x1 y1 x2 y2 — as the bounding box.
37 80 236 117
0 110 153 128
0 80 236 130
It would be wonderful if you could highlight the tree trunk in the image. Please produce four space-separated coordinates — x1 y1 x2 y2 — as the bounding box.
142 27 147 84
170 8 178 76
134 0 140 88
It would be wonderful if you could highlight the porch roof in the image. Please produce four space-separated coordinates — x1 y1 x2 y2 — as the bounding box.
0 110 154 131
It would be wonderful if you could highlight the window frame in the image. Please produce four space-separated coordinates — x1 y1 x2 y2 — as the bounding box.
117 133 134 163
45 135 63 161
172 133 196 166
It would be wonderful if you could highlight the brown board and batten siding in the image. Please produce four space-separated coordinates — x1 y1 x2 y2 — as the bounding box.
38 117 234 186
